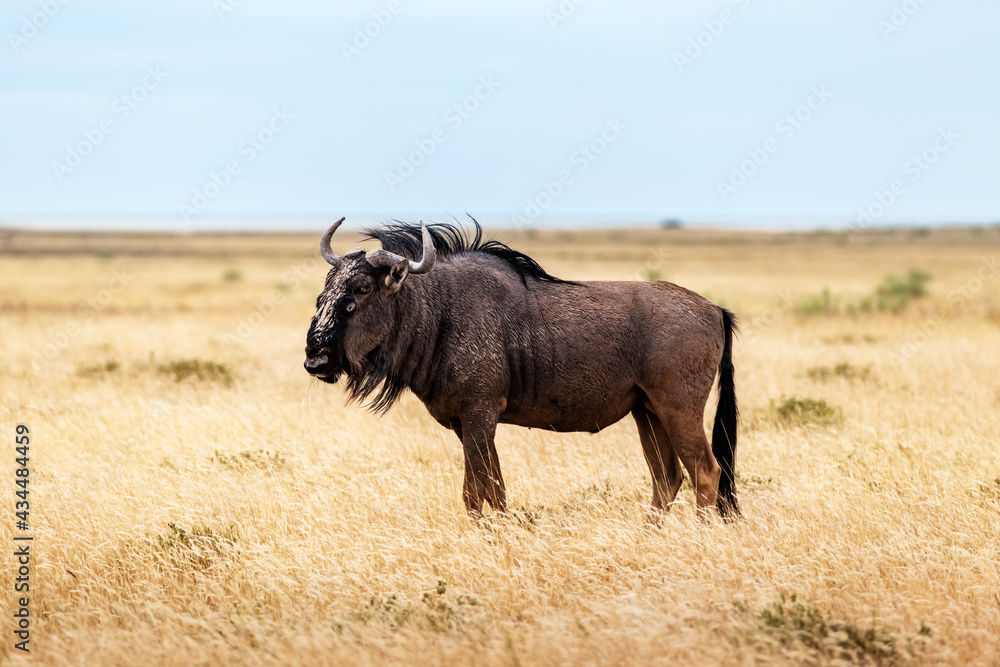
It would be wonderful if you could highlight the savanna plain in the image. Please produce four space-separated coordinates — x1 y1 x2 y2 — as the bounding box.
1 225 999 666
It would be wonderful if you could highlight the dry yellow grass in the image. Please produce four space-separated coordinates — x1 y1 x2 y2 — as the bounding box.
2 225 999 666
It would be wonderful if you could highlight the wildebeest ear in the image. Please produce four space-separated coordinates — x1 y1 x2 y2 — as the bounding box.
382 258 409 293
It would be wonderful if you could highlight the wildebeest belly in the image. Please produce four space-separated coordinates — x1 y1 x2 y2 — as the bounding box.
500 383 643 433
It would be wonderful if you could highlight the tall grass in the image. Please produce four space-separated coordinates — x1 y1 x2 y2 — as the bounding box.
0 231 997 666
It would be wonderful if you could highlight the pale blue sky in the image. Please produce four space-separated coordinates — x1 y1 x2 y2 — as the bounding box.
1 0 998 230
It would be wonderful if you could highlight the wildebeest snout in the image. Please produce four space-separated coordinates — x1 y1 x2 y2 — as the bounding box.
304 353 329 374
304 344 335 377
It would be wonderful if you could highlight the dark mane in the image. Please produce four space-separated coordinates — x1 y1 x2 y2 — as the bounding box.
361 217 572 286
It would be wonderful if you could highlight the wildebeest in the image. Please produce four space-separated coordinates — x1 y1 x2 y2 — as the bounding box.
304 218 739 519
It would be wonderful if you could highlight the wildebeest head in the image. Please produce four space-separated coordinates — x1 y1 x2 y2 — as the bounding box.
303 217 436 384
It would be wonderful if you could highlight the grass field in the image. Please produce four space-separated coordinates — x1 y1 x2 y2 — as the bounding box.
2 224 999 666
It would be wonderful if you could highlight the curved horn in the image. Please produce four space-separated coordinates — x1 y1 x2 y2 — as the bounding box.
320 217 347 266
365 221 437 274
407 221 436 274
364 248 406 268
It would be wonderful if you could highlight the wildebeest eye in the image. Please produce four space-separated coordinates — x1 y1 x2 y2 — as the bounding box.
356 284 372 295
344 301 356 313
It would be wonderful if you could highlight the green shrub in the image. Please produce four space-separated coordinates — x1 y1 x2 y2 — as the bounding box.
796 288 838 315
797 270 931 316
771 397 842 426
640 268 663 281
858 269 931 313
761 593 903 663
222 268 242 282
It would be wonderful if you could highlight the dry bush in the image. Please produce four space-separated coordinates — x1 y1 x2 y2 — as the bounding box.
153 358 235 386
806 362 872 382
769 397 843 426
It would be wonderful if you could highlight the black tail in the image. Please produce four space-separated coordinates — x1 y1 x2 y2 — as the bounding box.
712 308 740 518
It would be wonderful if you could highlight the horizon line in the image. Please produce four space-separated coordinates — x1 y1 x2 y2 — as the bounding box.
3 215 999 234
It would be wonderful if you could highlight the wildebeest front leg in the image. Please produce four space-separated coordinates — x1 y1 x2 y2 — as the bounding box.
459 414 506 515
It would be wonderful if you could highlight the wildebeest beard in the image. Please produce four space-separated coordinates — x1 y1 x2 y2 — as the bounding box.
344 345 407 415
307 289 409 413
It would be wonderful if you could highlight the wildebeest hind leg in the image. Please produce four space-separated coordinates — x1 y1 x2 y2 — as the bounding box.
649 402 722 519
459 415 507 516
631 406 684 514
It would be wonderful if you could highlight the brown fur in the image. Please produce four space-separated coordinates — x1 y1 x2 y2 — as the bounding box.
305 221 739 519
